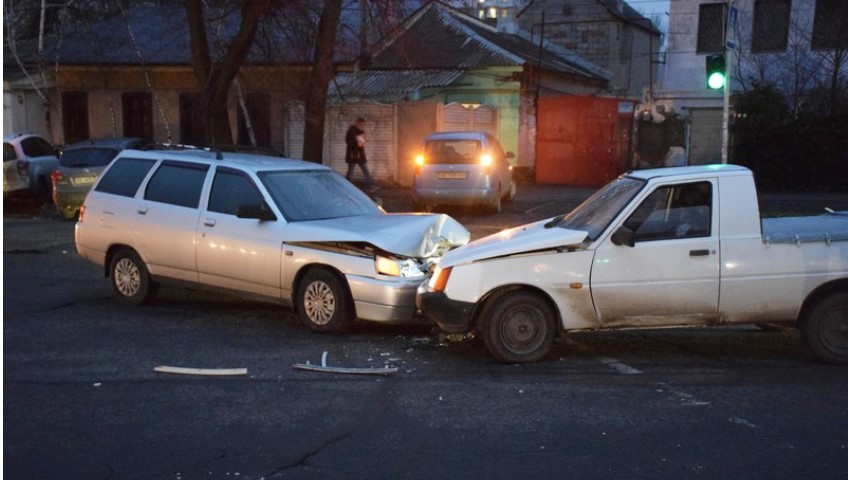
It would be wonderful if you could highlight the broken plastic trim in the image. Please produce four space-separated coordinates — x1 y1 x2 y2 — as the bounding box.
293 351 398 376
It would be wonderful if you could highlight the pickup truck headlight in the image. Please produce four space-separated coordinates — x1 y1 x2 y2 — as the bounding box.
375 255 425 278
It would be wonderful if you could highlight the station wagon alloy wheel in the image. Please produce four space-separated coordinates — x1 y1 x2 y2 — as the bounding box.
114 257 141 297
304 281 335 325
297 269 353 334
109 249 157 305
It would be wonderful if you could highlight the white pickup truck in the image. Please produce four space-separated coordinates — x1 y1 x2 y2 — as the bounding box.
417 164 848 364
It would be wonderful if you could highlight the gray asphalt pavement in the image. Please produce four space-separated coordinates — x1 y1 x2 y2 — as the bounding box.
4 183 848 479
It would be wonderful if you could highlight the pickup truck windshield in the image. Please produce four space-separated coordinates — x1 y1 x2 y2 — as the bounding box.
556 176 645 240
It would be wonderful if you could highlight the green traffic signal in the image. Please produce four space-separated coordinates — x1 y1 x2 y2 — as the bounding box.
706 54 726 90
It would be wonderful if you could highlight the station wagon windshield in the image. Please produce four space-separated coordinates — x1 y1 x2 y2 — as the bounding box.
556 176 645 240
259 170 381 221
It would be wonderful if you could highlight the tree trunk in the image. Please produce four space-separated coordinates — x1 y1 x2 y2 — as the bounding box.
302 0 343 163
185 0 270 146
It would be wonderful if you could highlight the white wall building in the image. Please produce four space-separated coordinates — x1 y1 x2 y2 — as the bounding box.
647 0 845 165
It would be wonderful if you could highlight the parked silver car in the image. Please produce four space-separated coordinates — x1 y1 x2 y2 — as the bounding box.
3 133 59 203
52 137 151 219
412 131 516 213
75 148 469 333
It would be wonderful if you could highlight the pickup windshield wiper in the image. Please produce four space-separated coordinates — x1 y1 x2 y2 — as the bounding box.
544 213 567 229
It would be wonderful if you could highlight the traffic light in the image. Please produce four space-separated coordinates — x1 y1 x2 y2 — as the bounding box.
706 54 726 90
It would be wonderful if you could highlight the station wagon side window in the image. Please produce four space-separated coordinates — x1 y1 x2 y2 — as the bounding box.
144 160 209 208
207 167 263 216
94 157 156 197
623 182 712 242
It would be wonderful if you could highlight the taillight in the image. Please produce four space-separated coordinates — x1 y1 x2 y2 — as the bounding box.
17 161 29 176
414 154 425 176
480 153 493 175
51 170 63 184
78 205 85 222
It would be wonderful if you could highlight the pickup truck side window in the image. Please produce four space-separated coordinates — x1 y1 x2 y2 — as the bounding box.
208 167 263 216
624 182 712 241
144 160 209 208
94 157 156 197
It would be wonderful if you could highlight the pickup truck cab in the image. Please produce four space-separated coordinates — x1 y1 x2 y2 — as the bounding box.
417 164 848 364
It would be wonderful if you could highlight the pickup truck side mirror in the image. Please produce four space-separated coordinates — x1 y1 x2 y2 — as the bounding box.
236 202 277 221
610 226 635 247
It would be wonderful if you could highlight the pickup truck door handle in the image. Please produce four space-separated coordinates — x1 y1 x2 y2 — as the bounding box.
136 206 148 215
689 249 711 257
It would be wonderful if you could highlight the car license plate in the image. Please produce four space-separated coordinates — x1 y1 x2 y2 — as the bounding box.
437 172 467 180
73 176 96 186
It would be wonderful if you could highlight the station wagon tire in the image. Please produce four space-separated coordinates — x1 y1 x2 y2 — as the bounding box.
109 249 158 305
801 292 848 365
297 268 353 334
481 291 556 363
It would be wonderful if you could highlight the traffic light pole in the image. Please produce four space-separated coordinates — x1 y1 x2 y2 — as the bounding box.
721 0 736 164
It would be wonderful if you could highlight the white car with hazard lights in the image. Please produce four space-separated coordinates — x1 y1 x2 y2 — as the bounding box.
75 148 469 333
417 164 848 365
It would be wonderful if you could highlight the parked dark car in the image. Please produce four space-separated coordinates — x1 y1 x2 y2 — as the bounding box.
52 137 151 219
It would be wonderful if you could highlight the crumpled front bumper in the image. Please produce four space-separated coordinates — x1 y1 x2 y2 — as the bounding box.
415 283 475 333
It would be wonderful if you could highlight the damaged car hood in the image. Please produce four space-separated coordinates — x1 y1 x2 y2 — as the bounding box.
283 213 470 258
438 218 588 267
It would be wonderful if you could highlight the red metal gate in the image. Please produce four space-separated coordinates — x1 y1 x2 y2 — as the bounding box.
536 96 634 186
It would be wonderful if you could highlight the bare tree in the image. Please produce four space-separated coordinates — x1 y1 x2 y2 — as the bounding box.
301 0 342 163
185 0 271 145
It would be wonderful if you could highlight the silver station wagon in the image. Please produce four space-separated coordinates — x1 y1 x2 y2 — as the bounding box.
75 148 469 333
412 131 516 213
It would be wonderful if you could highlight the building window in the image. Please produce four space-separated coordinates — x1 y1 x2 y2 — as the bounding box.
752 0 790 52
122 92 153 140
237 92 271 147
179 93 207 146
812 0 848 50
62 91 89 144
697 3 727 53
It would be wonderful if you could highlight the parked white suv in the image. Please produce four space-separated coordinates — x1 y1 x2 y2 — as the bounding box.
3 133 59 203
76 148 469 333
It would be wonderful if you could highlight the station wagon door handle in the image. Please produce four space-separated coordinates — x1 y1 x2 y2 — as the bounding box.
203 218 216 227
689 249 711 257
136 206 148 215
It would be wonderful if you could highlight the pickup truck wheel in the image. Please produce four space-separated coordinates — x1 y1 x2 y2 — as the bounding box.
110 249 158 305
482 291 555 363
297 268 353 334
801 293 848 365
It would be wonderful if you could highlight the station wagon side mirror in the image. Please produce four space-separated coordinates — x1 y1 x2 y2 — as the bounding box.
236 202 277 221
610 226 635 247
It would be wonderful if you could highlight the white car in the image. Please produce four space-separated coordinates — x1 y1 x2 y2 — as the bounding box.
76 148 469 333
418 165 848 364
3 142 30 197
3 133 59 202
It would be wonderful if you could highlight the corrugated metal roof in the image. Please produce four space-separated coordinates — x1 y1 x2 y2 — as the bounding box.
369 2 610 82
329 69 463 97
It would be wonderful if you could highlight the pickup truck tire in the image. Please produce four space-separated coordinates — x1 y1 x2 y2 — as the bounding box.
481 291 555 363
801 292 848 365
297 268 353 334
109 249 158 305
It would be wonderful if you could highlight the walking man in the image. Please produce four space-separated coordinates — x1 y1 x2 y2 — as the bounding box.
345 117 377 192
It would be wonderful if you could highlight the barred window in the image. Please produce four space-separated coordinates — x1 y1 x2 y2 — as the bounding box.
752 0 790 52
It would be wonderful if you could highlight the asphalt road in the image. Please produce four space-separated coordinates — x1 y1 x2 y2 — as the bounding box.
4 185 848 479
